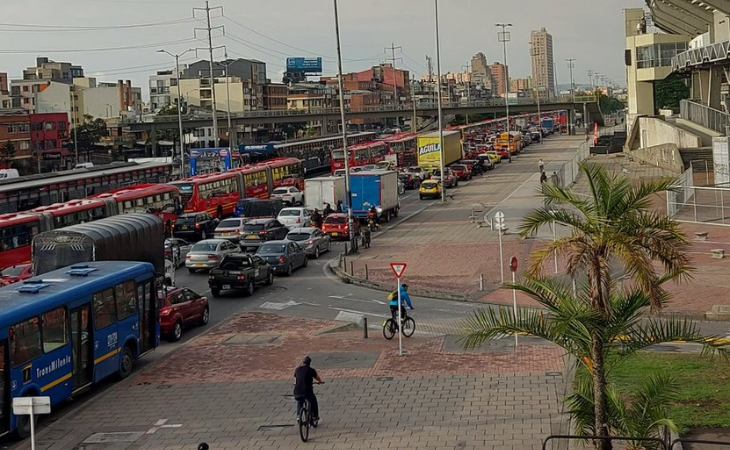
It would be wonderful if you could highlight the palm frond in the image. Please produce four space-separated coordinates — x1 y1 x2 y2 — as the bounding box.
621 317 730 360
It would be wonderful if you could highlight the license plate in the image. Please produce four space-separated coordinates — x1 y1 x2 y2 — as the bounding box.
246 234 258 239
223 232 232 236
222 285 231 290
332 232 339 236
180 225 189 230
194 263 205 267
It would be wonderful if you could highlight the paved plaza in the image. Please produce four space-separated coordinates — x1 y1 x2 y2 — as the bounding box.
18 313 570 450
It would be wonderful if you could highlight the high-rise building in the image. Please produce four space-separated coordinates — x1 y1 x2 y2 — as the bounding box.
182 59 267 110
470 52 489 88
488 62 508 98
149 70 178 111
22 57 84 84
530 27 555 99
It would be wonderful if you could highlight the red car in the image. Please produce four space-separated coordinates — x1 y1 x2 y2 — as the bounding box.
450 164 472 181
322 213 360 240
0 264 32 286
158 287 210 341
494 148 510 159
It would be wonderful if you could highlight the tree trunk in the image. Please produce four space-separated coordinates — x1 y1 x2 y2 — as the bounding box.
591 334 612 450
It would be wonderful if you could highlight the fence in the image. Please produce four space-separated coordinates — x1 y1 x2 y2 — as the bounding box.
554 141 591 189
679 99 730 135
666 166 730 225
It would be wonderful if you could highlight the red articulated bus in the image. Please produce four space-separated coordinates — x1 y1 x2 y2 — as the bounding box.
90 183 182 235
171 158 305 217
0 198 115 268
330 141 388 173
377 133 419 167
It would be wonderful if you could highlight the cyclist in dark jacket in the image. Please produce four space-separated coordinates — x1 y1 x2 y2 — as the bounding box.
294 356 323 423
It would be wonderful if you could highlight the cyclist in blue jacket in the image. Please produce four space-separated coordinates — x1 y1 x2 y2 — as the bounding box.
389 283 414 322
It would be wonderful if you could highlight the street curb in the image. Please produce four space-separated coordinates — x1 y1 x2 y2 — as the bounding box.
328 256 471 302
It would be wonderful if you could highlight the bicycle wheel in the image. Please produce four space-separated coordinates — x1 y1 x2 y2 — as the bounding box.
299 404 310 442
402 317 416 337
382 318 396 340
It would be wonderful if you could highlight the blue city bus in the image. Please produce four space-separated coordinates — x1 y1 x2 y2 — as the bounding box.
0 261 160 437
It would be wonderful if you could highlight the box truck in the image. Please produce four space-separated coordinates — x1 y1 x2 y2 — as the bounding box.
348 171 400 222
417 131 462 168
305 176 346 212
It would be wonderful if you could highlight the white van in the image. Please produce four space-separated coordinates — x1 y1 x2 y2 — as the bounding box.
73 163 94 170
0 169 19 179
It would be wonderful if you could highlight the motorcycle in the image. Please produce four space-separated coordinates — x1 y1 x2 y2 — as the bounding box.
367 210 380 232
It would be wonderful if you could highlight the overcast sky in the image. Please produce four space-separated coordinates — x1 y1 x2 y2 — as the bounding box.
0 0 644 99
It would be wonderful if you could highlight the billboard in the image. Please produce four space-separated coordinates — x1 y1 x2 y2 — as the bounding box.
286 57 323 72
189 147 232 176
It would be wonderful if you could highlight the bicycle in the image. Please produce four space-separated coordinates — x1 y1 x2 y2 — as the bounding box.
382 310 415 340
296 382 323 442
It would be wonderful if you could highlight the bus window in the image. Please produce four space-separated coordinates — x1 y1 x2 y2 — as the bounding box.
115 281 137 320
42 307 68 353
93 289 116 329
10 317 41 366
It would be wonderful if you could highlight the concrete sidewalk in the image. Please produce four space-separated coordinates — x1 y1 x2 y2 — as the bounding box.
19 313 569 450
343 135 587 305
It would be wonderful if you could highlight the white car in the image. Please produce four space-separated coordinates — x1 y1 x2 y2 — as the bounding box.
277 207 313 228
270 186 304 206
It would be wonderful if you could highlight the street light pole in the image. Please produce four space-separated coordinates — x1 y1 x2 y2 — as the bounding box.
158 48 194 179
496 23 512 135
566 59 576 104
333 0 355 250
435 0 446 202
222 49 234 151
462 62 471 125
70 86 79 165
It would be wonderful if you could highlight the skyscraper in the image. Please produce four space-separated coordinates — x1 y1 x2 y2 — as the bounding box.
470 52 489 88
530 27 554 99
488 62 508 98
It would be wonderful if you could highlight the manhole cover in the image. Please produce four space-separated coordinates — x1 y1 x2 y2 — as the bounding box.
83 432 145 444
258 424 294 431
225 334 282 345
308 352 379 369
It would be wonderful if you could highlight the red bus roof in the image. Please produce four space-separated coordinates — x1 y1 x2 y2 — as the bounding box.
171 171 240 185
30 199 109 216
0 212 41 227
258 157 302 169
377 133 418 143
91 183 180 201
349 141 387 151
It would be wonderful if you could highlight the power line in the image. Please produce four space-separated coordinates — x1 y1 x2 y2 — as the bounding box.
0 38 200 54
0 17 197 32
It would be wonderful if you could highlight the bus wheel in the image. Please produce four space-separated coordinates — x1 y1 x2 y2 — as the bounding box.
118 345 134 380
14 401 36 439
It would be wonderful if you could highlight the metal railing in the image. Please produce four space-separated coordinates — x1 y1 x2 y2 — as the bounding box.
671 40 730 72
679 99 730 134
124 95 595 125
554 140 591 189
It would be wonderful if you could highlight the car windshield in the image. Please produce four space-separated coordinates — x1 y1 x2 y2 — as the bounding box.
272 188 288 195
191 242 219 252
286 233 311 241
244 224 265 231
423 182 438 188
325 216 347 224
1 266 24 277
279 209 301 217
258 243 286 254
218 219 241 228
176 216 197 225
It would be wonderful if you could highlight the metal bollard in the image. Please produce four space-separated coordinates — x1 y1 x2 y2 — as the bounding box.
344 242 349 256
343 257 347 273
365 264 369 280
363 317 368 339
350 261 354 276
479 274 484 291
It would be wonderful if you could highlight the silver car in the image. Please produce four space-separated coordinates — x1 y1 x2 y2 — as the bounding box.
286 227 332 259
185 239 241 273
214 218 248 242
165 238 192 268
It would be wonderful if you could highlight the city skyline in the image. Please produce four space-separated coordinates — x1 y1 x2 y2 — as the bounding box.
0 0 641 100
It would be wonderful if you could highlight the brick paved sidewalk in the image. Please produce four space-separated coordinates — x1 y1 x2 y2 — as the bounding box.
21 313 570 450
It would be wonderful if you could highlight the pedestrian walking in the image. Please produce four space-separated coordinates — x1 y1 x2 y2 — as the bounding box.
538 159 545 173
540 171 547 184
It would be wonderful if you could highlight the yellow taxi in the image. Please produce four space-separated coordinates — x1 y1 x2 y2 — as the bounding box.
377 160 396 170
419 179 443 200
486 151 501 163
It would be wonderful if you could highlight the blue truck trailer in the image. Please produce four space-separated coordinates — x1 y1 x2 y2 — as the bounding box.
348 170 400 222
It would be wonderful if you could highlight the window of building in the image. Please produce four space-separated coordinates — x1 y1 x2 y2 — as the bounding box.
22 86 28 92
636 42 687 69
42 307 68 353
58 121 66 130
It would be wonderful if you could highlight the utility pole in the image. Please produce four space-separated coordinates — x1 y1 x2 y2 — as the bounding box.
219 48 234 151
566 59 576 104
412 75 418 133
435 0 446 203
384 43 403 106
496 23 512 133
554 61 559 99
193 1 224 148
157 48 194 178
70 86 79 165
426 55 434 83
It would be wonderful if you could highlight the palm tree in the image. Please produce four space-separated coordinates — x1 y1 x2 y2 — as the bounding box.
464 163 725 450
462 277 729 450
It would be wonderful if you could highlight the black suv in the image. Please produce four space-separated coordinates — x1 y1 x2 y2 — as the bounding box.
240 219 289 252
208 254 274 297
173 212 219 240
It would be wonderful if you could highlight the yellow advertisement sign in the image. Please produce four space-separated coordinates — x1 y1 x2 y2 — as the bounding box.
417 137 442 163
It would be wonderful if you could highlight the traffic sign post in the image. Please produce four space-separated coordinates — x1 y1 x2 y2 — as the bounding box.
390 263 407 356
13 397 51 450
495 211 505 283
510 256 518 348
